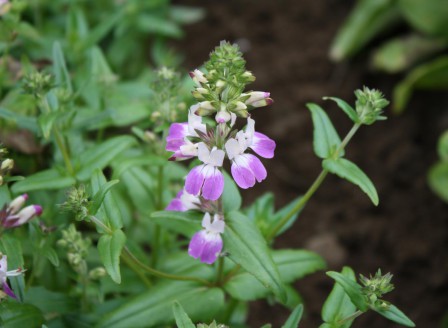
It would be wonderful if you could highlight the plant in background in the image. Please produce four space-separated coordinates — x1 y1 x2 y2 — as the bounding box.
331 0 448 113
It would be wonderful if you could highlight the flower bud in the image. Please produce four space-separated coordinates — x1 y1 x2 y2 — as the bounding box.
7 194 28 214
189 69 207 86
234 101 247 111
242 71 255 82
1 159 14 171
243 91 270 105
89 267 107 280
250 98 273 108
14 205 42 226
215 110 231 123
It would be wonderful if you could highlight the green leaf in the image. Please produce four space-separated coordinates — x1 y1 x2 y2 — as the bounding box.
97 282 224 328
222 171 242 212
223 211 286 302
169 6 205 25
40 245 59 267
98 230 126 284
373 304 415 327
52 42 72 92
25 287 77 315
326 271 368 312
428 162 448 203
270 195 303 237
0 108 38 133
0 302 44 328
323 97 359 123
90 170 123 231
437 130 448 161
323 158 379 206
282 304 303 328
224 250 325 301
172 301 196 328
77 136 136 181
0 235 25 301
329 0 400 61
393 55 448 113
137 14 183 38
11 169 75 193
398 0 448 39
150 210 201 238
38 111 61 140
118 167 155 215
307 103 343 159
322 267 357 328
89 179 120 216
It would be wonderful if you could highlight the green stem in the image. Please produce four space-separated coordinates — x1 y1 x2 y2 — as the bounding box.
222 298 239 323
151 166 165 267
266 123 361 241
215 257 225 285
337 310 364 325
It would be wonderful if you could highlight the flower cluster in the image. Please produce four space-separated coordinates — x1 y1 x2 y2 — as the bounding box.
165 41 275 264
0 194 43 229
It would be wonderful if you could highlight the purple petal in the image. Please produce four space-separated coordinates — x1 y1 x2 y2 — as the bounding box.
166 138 186 152
165 190 184 211
167 123 188 141
247 154 267 182
188 231 222 264
231 162 255 189
185 166 205 196
251 132 276 159
2 280 16 299
201 168 224 201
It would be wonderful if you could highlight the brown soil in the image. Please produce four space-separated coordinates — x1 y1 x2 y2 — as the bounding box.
177 0 448 327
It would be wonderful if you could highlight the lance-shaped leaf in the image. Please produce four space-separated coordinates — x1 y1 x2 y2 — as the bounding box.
322 267 357 327
222 172 242 212
323 97 359 123
98 229 126 284
281 304 304 328
326 270 369 312
97 282 224 328
11 169 75 193
323 158 379 206
52 42 72 92
307 103 343 159
172 301 196 328
428 162 448 203
373 304 415 327
150 210 201 238
223 211 286 302
0 302 44 328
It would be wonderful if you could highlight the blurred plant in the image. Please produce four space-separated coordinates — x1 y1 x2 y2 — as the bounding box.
331 0 448 113
428 130 448 202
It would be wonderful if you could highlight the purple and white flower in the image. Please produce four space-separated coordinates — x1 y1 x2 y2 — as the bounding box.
0 194 43 229
188 213 224 264
166 104 206 161
185 143 225 201
242 91 273 108
0 0 10 16
166 188 200 212
0 254 24 299
225 118 275 189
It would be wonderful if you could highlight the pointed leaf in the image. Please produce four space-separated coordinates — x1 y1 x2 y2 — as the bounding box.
222 172 242 212
323 158 379 205
52 42 72 92
150 210 201 237
0 302 44 328
373 304 415 327
89 179 120 215
307 103 343 159
98 230 126 284
11 169 75 193
322 267 357 327
223 211 286 302
323 97 359 123
326 271 368 312
172 301 196 328
282 304 304 328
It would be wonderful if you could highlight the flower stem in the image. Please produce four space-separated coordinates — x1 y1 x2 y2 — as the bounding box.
266 123 361 242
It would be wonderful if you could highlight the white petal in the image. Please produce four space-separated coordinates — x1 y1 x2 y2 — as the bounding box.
225 138 241 160
197 143 210 163
208 148 225 167
202 213 212 230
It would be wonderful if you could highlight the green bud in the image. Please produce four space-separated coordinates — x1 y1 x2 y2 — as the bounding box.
359 269 395 308
355 86 389 125
89 267 107 280
22 71 53 97
60 186 90 221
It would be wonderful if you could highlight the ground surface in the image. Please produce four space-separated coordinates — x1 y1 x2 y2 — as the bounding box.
177 0 448 327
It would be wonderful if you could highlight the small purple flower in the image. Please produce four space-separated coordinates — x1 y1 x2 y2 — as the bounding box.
242 91 273 108
185 143 225 201
166 105 206 161
166 188 200 212
0 254 24 299
0 194 43 229
188 213 224 264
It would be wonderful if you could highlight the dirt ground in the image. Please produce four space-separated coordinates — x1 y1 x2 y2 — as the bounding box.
177 0 448 327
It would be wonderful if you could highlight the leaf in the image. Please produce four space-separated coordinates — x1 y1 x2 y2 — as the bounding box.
38 111 61 139
398 0 448 39
323 158 379 206
307 103 343 159
40 246 59 267
223 211 286 302
329 0 400 61
98 230 126 284
137 14 183 38
77 136 136 181
428 162 448 203
52 42 72 92
0 235 25 301
373 304 415 327
169 6 205 25
0 108 38 132
326 271 368 312
0 302 44 328
25 287 77 315
270 195 303 237
150 210 202 238
281 304 304 328
224 250 325 301
322 267 358 328
172 301 196 328
323 97 359 123
437 130 448 161
97 282 224 328
222 171 242 212
89 179 120 215
393 55 448 113
90 170 123 231
11 169 75 193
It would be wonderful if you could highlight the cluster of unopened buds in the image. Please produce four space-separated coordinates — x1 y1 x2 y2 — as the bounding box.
165 42 275 264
